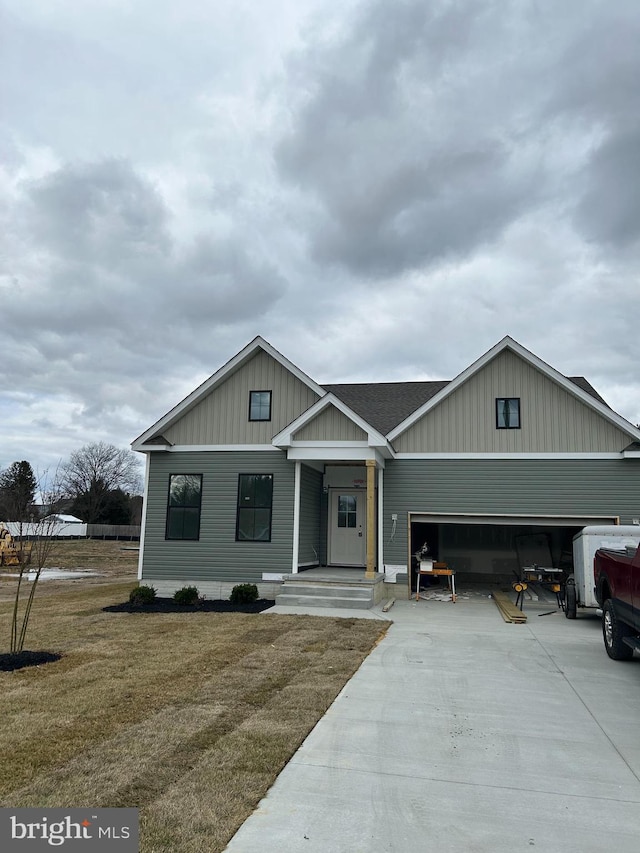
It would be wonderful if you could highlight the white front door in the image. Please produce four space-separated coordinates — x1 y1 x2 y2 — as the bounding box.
329 490 366 566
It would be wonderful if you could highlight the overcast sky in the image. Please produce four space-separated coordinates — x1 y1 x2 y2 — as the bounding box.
2 0 639 477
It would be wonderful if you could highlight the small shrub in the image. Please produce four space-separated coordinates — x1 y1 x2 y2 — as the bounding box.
230 583 259 604
129 585 156 605
173 585 200 606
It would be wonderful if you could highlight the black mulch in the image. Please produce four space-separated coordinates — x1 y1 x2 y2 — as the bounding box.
103 598 274 614
0 651 62 672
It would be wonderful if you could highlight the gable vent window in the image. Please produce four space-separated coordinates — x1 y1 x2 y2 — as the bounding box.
249 390 272 422
166 474 202 540
496 398 521 429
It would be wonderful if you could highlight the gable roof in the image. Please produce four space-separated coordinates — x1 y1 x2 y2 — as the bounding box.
132 336 326 450
132 334 640 452
272 392 391 452
324 376 607 435
386 336 640 443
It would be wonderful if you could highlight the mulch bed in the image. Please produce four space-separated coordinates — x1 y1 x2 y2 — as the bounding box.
0 651 62 673
103 599 274 614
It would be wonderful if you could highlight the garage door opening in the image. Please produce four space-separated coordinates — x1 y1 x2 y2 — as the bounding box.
408 512 618 591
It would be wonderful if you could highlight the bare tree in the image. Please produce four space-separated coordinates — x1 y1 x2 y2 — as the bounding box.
5 468 64 655
61 442 142 524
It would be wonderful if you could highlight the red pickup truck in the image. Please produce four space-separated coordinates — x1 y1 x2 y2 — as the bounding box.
594 545 640 660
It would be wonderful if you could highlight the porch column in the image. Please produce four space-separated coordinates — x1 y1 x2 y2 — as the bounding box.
365 458 376 578
291 460 301 574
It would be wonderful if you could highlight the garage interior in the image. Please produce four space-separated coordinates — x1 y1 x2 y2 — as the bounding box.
408 513 618 593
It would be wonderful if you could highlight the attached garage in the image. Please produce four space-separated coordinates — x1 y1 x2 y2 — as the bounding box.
381 456 639 596
407 512 620 590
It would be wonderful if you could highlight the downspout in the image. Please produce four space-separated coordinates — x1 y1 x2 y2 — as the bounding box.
291 460 301 574
137 453 150 581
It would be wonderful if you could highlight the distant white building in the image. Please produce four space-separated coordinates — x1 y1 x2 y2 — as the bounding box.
5 515 87 538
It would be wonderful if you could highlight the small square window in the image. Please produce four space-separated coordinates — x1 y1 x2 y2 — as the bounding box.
249 390 272 422
496 398 521 429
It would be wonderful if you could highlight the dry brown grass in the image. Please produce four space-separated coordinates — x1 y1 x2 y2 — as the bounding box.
0 572 389 852
0 539 139 603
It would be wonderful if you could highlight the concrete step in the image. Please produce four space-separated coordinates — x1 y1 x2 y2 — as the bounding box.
279 582 372 601
275 593 373 610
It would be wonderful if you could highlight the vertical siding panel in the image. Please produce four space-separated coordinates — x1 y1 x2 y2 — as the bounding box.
294 407 367 441
163 351 320 445
394 350 629 453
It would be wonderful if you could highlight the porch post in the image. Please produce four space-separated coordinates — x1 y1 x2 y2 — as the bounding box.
291 460 301 574
365 458 376 578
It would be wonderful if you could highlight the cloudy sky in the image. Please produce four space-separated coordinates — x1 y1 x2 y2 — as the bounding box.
2 0 639 476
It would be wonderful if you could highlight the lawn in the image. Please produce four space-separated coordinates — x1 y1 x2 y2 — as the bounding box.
0 574 389 851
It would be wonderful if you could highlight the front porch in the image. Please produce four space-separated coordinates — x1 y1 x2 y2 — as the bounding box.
274 566 409 610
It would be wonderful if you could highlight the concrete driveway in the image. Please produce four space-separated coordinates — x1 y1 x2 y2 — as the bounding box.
225 593 640 853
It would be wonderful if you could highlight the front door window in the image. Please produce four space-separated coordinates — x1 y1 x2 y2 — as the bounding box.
337 495 357 528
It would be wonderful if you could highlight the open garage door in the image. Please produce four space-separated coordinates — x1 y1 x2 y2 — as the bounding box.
408 512 619 588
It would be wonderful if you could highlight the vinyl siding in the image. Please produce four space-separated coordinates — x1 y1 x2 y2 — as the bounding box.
298 464 322 565
394 349 630 453
294 406 367 441
382 458 640 564
141 450 294 583
163 350 320 445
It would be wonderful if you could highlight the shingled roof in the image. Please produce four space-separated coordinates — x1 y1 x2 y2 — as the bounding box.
323 377 606 436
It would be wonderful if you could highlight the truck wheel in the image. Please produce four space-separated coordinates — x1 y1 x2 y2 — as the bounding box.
602 600 634 661
564 579 577 619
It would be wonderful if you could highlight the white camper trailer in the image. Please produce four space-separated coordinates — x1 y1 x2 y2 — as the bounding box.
567 525 640 618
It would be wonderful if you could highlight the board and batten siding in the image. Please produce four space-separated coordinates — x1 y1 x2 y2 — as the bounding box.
141 450 295 584
163 350 320 445
394 349 630 453
382 459 640 564
294 405 367 441
298 464 322 565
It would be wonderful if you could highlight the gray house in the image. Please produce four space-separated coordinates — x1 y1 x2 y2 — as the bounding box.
132 336 640 600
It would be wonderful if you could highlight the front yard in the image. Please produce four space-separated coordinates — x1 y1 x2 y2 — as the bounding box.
0 578 388 851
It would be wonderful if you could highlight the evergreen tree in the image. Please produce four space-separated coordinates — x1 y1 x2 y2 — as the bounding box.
0 461 38 521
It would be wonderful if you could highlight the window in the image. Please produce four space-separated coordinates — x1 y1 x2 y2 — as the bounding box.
337 495 357 528
249 390 272 421
236 474 273 541
166 474 202 540
496 398 521 429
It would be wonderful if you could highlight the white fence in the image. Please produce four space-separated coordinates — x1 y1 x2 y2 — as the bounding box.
4 521 87 538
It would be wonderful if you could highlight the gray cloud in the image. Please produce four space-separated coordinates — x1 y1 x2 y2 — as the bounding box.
1 0 640 472
27 159 170 264
276 0 640 277
575 128 640 248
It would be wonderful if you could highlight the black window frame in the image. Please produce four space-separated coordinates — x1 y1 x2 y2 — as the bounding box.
248 390 272 422
496 397 521 429
165 473 203 540
236 473 273 542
